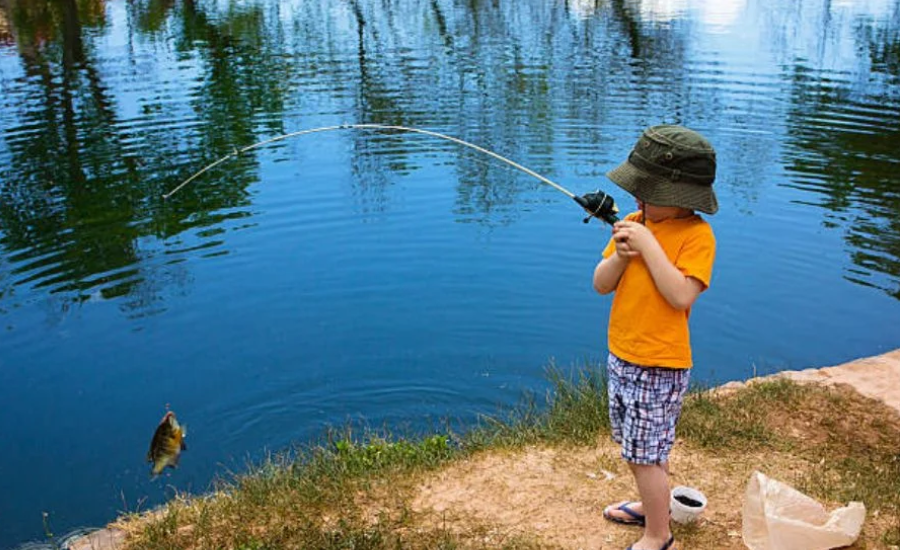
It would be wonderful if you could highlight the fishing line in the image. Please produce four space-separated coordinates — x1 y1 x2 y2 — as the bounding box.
163 123 619 224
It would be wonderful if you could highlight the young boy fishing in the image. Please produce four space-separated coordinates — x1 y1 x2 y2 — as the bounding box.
592 125 717 550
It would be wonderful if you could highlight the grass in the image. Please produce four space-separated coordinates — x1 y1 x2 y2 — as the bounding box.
115 367 900 549
464 365 610 450
678 378 810 450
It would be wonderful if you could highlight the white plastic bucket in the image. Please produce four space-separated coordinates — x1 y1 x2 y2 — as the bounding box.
670 485 708 524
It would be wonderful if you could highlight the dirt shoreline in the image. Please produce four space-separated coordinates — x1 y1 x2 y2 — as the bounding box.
68 348 900 550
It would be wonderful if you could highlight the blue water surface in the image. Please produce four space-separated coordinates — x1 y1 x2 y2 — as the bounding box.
1 0 899 546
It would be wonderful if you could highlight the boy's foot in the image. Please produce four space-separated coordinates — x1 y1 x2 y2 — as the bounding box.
626 533 675 550
603 501 645 526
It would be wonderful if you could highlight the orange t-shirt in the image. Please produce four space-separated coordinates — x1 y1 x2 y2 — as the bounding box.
601 212 716 368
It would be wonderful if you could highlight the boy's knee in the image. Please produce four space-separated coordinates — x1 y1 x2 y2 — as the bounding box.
627 461 667 473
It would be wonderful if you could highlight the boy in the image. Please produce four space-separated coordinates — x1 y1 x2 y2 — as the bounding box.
592 125 717 550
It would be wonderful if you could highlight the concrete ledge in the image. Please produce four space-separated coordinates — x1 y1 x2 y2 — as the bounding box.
66 529 125 550
716 349 900 415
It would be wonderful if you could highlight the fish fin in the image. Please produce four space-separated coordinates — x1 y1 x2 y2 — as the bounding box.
180 440 187 451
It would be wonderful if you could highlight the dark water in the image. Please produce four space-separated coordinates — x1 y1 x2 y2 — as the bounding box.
1 0 899 546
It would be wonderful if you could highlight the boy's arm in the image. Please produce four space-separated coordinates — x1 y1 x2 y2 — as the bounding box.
639 244 704 310
593 244 631 294
611 220 707 310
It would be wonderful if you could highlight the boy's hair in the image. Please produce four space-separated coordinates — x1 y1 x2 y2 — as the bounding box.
606 125 718 214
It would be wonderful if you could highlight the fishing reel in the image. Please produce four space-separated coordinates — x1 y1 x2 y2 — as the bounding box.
573 190 620 225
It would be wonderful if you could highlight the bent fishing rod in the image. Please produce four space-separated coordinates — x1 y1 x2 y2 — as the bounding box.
163 123 620 225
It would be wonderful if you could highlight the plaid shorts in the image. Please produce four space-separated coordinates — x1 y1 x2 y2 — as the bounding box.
607 353 691 465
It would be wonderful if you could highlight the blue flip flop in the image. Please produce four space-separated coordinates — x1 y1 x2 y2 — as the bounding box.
626 534 675 550
603 501 646 526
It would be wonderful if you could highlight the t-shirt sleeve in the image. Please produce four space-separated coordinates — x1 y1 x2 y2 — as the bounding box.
676 225 716 290
602 238 616 259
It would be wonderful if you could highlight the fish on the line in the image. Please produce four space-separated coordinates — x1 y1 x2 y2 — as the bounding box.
147 410 187 477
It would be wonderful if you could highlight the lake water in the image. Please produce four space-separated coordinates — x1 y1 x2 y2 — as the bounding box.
1 0 899 546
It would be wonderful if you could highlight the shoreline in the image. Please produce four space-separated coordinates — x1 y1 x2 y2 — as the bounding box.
717 348 900 414
63 348 900 550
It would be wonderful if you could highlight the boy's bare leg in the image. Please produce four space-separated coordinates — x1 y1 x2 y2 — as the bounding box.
604 462 670 522
628 462 672 549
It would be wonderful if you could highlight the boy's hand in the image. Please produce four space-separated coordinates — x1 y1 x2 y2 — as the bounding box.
612 221 657 255
613 230 639 258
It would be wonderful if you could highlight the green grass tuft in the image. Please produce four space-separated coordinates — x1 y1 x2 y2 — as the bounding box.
464 363 610 450
679 379 810 450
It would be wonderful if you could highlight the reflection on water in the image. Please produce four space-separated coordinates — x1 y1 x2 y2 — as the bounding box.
1 0 897 308
1 0 900 547
0 0 259 318
786 83 900 298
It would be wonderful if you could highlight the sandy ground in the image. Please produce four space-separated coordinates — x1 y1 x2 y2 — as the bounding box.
409 348 900 549
413 441 775 549
71 349 900 550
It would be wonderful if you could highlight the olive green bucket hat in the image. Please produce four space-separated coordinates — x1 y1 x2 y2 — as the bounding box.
606 125 718 214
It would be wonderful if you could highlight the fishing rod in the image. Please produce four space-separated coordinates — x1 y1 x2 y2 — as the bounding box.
163 123 620 225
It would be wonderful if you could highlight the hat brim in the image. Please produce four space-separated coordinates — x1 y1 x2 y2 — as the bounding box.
606 160 718 215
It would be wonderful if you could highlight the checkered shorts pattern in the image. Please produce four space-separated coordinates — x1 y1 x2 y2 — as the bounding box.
607 353 691 465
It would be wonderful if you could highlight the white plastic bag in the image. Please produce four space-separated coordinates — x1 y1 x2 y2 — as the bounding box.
742 470 866 550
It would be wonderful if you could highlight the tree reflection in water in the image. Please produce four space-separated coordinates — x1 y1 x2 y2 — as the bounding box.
0 0 898 320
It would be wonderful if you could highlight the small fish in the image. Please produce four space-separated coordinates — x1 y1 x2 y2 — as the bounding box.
147 411 187 477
